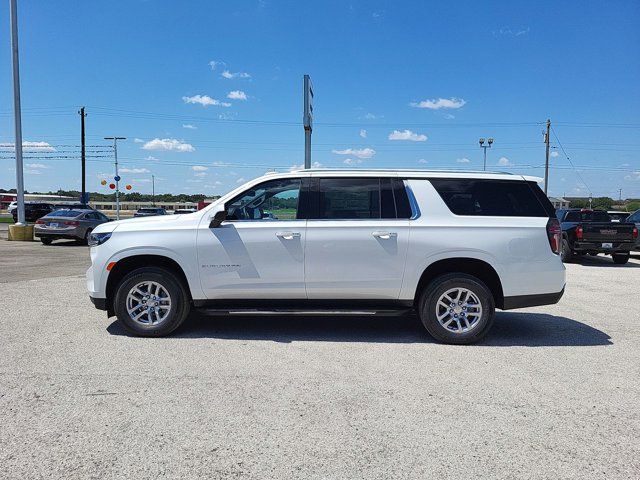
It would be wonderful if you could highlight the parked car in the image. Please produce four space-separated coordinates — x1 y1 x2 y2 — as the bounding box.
11 202 54 223
627 209 640 250
87 170 566 344
134 207 167 217
607 210 631 222
173 208 196 215
7 201 17 214
35 209 111 245
556 208 638 264
52 203 93 211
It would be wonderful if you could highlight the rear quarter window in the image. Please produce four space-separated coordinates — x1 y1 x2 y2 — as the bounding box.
429 179 551 217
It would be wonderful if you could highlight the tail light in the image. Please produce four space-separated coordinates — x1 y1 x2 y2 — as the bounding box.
633 227 638 240
546 218 561 254
35 219 45 224
576 225 583 240
63 220 79 226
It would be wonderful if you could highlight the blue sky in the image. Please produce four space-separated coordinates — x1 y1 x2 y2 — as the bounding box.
1 0 639 198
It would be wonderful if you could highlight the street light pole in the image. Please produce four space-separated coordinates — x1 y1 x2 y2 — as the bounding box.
104 136 126 220
9 0 25 226
152 174 155 206
479 137 494 171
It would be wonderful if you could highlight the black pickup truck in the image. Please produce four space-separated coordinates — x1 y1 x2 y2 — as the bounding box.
556 208 638 264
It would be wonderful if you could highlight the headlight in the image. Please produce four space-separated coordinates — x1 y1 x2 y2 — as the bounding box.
88 232 112 247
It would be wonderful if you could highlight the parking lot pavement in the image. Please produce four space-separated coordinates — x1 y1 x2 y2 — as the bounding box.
0 248 639 479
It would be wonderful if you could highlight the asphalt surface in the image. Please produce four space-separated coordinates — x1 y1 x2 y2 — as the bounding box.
1 239 639 479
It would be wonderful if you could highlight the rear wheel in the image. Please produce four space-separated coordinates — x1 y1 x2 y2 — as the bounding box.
418 273 495 345
40 237 53 245
612 253 630 265
561 238 574 263
82 228 93 245
113 267 191 337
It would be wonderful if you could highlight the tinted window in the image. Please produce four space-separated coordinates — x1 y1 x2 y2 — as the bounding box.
316 178 380 219
45 210 82 217
227 178 301 220
392 178 413 219
628 211 640 222
564 210 611 222
430 179 549 217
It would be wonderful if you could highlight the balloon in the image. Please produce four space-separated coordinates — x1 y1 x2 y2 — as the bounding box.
109 183 116 190
125 184 132 190
100 179 107 186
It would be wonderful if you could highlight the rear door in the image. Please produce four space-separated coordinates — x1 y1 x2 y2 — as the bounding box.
304 177 411 300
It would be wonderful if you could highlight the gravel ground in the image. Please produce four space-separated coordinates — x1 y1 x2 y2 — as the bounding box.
0 243 639 479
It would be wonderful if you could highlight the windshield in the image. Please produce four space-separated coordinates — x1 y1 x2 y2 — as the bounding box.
138 208 161 213
45 210 82 218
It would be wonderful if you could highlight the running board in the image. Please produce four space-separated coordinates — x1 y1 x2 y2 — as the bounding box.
199 308 412 316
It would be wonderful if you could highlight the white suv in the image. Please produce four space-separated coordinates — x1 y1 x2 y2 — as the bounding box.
87 170 565 344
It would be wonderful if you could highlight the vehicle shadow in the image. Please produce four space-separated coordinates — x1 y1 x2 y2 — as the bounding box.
571 254 640 268
107 311 611 347
46 240 87 247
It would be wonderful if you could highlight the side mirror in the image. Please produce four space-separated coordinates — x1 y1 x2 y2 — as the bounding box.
209 209 227 228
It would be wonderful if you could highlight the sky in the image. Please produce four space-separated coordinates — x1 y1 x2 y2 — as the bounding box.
0 0 639 199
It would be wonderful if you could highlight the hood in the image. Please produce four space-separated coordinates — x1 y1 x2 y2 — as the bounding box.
92 213 186 234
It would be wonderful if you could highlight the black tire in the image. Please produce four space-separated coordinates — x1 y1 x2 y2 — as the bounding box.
82 228 93 245
113 267 191 337
612 253 630 265
418 273 495 345
40 237 53 245
561 238 574 263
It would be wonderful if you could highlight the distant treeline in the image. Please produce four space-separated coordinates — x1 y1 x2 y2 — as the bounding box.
565 196 640 212
0 188 219 203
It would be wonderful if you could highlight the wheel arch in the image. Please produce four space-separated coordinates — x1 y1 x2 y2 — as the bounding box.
105 254 192 316
413 257 505 309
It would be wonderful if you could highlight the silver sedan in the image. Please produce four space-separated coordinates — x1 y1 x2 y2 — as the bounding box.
34 209 111 245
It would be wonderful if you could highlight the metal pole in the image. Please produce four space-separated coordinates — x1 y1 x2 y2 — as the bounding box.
152 174 155 205
79 107 86 203
105 136 126 220
304 129 311 169
483 146 487 171
544 119 551 195
9 0 25 225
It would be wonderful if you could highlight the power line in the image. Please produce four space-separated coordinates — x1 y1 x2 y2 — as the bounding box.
550 126 593 196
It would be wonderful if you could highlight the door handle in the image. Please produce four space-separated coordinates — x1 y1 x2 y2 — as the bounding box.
372 231 397 239
276 231 301 240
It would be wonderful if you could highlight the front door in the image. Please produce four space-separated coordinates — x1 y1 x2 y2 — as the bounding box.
197 177 306 299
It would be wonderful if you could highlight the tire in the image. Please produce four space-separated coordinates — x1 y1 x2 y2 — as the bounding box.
82 228 93 245
113 267 191 337
40 237 53 245
561 238 574 263
418 273 495 345
612 253 630 265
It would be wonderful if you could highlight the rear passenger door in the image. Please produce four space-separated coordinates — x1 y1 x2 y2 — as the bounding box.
304 177 411 300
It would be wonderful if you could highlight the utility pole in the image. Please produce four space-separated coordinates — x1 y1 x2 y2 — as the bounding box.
79 107 87 204
544 119 551 195
303 75 313 169
619 188 622 201
104 136 126 220
9 0 25 226
152 174 155 205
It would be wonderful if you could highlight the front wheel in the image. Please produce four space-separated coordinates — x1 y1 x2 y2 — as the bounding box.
418 273 495 345
40 237 53 245
113 267 191 336
612 253 630 265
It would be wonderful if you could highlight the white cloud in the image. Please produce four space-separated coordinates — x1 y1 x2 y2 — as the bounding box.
134 138 144 143
410 97 466 110
624 171 640 181
145 155 159 161
456 157 471 163
236 177 246 183
182 94 231 107
362 112 380 120
550 151 559 157
192 165 208 172
208 60 225 71
142 138 195 152
221 70 251 79
343 158 363 165
133 178 152 183
120 167 150 173
498 157 512 166
388 129 427 142
0 141 56 152
25 163 49 169
493 27 530 37
444 113 455 120
25 169 42 175
227 90 248 100
182 124 197 130
194 172 207 177
359 129 367 138
418 159 428 164
332 147 376 159
289 161 323 171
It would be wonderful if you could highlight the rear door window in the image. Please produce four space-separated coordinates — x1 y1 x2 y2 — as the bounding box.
429 179 550 217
